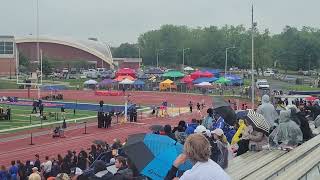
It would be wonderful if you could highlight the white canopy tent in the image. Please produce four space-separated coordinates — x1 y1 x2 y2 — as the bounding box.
83 79 98 85
119 78 134 85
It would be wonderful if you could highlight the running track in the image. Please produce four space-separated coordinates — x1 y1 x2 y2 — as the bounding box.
0 111 203 166
0 90 250 166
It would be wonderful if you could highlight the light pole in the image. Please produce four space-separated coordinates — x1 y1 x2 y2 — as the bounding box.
251 4 256 109
137 46 141 59
182 48 190 70
225 46 235 77
156 49 164 68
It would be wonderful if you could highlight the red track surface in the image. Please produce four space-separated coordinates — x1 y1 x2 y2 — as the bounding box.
0 90 251 166
0 90 218 107
0 111 203 166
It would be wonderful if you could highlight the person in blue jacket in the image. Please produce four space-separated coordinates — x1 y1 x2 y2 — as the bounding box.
185 119 199 135
213 113 236 143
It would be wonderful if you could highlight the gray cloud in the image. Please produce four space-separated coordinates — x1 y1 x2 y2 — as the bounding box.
1 0 319 46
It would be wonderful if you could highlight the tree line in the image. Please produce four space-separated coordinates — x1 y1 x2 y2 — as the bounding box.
112 25 320 71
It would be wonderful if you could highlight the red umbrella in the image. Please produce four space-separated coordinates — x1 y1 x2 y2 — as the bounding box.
190 70 204 79
203 71 213 78
180 75 194 84
305 96 318 102
116 68 136 78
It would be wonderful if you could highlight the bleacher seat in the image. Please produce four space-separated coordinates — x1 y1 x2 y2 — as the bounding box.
227 150 286 180
243 134 320 180
275 147 320 180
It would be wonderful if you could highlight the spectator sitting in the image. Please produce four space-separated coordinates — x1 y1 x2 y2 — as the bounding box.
211 129 230 169
164 124 176 140
237 121 268 156
213 113 236 143
202 108 214 130
185 119 199 135
56 173 70 180
89 160 113 180
288 105 313 141
113 156 133 180
111 139 122 150
70 167 83 180
173 121 187 144
28 167 41 180
271 110 303 149
165 134 230 180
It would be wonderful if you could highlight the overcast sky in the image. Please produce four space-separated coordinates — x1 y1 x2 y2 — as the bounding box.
1 0 319 46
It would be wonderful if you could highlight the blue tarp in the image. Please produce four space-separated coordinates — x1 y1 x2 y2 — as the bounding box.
14 99 131 112
133 80 146 85
193 77 218 84
225 74 243 85
41 85 67 91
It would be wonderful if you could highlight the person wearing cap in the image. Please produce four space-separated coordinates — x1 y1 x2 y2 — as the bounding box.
28 167 41 180
211 129 230 169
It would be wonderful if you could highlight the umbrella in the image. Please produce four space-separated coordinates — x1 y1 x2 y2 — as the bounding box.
123 133 192 180
92 140 107 146
194 82 212 87
162 71 185 78
305 96 318 102
119 78 134 85
84 79 98 85
243 110 271 134
215 77 231 84
183 66 194 71
212 97 237 125
149 125 163 132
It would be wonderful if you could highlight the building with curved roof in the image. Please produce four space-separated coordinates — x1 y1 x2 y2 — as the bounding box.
16 35 114 69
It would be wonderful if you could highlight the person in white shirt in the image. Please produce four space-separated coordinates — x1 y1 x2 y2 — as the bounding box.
42 156 52 178
165 133 230 180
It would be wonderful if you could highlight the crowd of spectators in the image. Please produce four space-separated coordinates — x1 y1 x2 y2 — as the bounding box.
2 94 320 180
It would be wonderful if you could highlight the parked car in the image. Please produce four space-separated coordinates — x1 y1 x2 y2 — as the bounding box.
283 75 297 82
256 79 270 89
264 70 275 77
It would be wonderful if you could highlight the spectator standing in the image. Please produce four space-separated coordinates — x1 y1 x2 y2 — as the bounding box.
257 95 278 127
188 101 193 113
0 165 10 180
34 154 41 170
6 106 11 120
43 156 52 178
9 160 18 180
17 160 27 180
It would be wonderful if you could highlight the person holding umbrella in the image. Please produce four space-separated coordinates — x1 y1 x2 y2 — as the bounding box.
236 110 270 155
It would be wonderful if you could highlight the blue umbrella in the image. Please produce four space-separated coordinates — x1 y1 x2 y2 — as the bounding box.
123 133 192 180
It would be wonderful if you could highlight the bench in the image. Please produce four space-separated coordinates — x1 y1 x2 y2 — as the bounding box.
227 150 286 180
275 147 320 180
243 134 320 180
